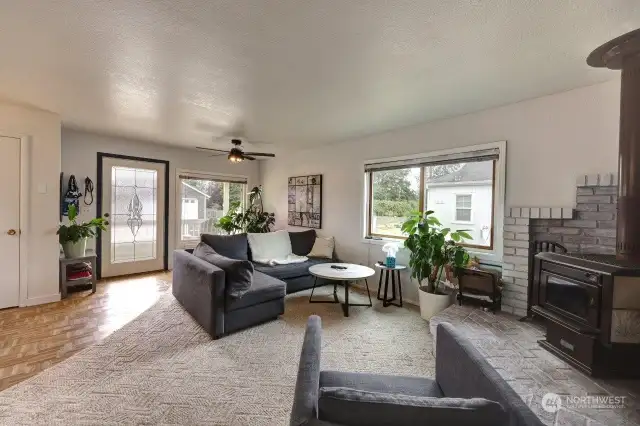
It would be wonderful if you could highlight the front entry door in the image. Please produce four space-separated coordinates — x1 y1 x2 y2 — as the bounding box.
100 156 167 278
0 136 21 309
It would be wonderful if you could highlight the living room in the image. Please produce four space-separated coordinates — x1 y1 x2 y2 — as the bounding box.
1 1 640 425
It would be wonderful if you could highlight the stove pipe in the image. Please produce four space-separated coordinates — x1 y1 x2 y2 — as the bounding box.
588 29 640 262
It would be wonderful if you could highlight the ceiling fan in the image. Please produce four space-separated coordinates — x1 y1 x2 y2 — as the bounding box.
196 138 276 163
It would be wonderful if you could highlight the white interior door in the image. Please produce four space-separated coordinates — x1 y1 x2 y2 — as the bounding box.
0 136 21 309
100 157 166 278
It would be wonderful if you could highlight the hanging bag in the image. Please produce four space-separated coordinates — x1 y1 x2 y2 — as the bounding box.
62 175 82 216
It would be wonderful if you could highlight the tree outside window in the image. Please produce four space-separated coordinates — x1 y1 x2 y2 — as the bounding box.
370 168 420 237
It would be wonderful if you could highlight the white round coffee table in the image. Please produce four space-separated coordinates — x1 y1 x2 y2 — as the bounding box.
308 263 375 317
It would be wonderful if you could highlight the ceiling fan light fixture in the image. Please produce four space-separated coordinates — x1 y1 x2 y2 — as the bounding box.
199 138 272 163
228 152 243 163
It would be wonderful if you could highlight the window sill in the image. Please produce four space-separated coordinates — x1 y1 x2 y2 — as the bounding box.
362 236 405 246
361 237 502 265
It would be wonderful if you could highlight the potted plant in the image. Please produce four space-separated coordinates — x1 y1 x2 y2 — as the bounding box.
401 210 471 320
216 186 275 234
57 204 109 258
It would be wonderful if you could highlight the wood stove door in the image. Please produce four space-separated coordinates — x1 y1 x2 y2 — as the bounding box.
539 271 600 328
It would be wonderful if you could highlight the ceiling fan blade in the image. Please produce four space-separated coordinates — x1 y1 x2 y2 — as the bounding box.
247 140 274 145
209 153 227 157
243 155 257 161
196 146 229 153
243 152 275 157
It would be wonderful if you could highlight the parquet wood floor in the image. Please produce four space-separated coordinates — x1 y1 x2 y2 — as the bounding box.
0 271 171 391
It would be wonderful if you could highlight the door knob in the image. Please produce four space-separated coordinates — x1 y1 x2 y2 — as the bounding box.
7 229 16 236
104 213 110 218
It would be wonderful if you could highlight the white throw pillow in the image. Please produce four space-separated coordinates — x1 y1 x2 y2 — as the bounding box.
247 230 292 261
308 237 335 259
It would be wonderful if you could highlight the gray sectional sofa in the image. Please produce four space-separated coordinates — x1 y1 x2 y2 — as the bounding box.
290 316 544 426
172 230 335 339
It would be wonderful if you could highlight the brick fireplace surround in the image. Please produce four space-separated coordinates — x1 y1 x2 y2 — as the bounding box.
501 173 618 316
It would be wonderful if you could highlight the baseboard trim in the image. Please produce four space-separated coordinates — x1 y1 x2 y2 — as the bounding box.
23 293 61 307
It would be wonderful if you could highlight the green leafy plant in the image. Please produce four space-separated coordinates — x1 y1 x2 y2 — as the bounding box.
57 204 109 244
216 186 275 234
402 210 471 294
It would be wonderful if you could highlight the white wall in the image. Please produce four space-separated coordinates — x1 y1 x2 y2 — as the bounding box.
260 79 621 304
0 101 61 305
62 128 261 269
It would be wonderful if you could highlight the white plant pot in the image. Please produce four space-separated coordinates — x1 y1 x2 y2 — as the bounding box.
63 238 87 259
418 286 453 321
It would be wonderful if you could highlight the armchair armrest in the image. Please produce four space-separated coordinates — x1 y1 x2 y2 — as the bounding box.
303 419 343 426
290 315 323 426
435 323 542 426
172 250 226 338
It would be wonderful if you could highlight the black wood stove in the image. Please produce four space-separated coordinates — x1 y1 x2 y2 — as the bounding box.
532 253 640 377
530 29 640 377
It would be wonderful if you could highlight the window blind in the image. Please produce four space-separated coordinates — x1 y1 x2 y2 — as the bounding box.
364 148 500 173
178 174 248 184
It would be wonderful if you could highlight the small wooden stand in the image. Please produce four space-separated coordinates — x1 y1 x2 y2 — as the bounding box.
59 250 97 298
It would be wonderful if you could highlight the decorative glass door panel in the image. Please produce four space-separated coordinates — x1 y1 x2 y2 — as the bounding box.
101 157 166 278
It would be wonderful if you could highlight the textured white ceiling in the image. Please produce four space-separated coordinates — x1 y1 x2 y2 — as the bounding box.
0 1 638 149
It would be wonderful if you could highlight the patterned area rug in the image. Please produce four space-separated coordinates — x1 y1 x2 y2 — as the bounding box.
0 288 432 425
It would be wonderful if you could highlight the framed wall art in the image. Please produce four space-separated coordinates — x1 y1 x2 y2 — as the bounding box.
288 175 322 228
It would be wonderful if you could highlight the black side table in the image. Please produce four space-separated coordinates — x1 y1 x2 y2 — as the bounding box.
375 264 406 307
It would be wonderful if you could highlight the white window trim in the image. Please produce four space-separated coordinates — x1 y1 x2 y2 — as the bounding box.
175 169 248 249
361 141 506 264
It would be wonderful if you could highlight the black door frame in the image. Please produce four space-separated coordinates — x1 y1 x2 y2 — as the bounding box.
96 153 170 279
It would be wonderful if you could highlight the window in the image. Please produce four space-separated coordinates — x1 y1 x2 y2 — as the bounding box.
455 194 472 222
368 167 421 238
176 171 247 246
365 145 501 250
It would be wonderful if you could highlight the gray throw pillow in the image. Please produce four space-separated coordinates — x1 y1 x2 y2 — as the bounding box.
200 233 249 260
289 230 317 256
193 242 254 300
317 387 507 426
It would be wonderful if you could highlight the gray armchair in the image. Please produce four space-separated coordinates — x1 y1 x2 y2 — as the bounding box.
290 316 543 426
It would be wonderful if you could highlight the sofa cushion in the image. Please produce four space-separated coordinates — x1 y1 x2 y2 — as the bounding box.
308 237 335 259
253 258 333 281
317 387 507 426
193 243 254 300
284 275 321 294
319 371 443 398
226 271 286 312
289 230 317 256
201 233 249 260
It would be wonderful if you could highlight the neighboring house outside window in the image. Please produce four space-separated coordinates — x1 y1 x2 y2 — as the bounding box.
181 198 199 220
424 162 493 248
176 172 247 247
